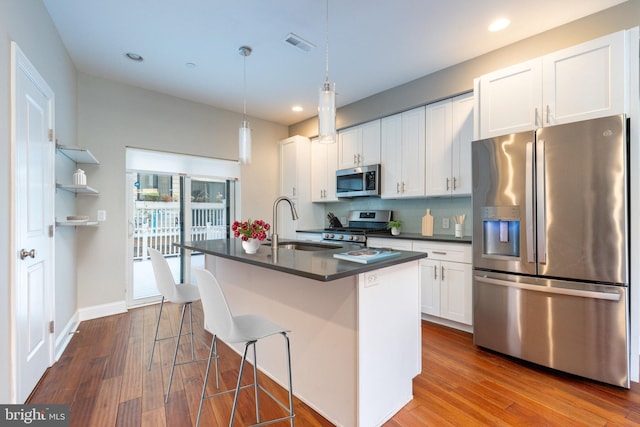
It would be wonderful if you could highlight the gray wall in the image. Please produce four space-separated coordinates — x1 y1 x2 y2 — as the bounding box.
75 73 288 309
0 0 77 403
290 0 640 137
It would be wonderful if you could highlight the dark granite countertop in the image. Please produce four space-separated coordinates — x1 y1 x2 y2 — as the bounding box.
296 229 472 244
368 232 472 244
176 239 427 282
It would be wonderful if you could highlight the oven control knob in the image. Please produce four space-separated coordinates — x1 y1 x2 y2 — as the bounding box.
350 236 356 241
326 234 334 239
338 235 344 240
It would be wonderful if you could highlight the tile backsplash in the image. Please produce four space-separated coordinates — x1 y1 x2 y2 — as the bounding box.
321 196 472 237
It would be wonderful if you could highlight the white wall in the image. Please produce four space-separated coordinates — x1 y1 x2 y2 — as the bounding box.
0 0 77 403
75 73 287 309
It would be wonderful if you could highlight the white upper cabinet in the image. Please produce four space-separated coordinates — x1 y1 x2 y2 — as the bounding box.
279 136 300 198
451 94 474 196
426 93 474 197
337 120 381 169
476 30 628 138
542 30 626 125
381 106 426 198
476 58 542 138
278 135 324 237
311 137 338 202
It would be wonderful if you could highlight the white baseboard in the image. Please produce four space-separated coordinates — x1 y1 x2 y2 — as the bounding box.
78 300 127 322
421 314 473 334
54 312 79 361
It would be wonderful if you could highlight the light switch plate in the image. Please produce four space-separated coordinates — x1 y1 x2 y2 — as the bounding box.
442 217 450 229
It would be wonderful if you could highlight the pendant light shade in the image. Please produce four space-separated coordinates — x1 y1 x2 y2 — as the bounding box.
239 120 251 164
318 0 336 144
318 82 336 143
238 46 252 164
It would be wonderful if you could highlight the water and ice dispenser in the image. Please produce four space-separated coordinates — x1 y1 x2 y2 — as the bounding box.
481 206 520 258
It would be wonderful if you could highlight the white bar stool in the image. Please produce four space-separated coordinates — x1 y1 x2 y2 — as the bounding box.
193 268 295 427
147 248 211 403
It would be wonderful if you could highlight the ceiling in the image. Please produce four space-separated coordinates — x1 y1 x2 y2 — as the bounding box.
42 0 626 126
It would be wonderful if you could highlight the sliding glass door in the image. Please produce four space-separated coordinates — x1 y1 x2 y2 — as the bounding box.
127 172 234 306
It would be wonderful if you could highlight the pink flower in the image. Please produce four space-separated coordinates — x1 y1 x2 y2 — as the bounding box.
232 219 271 241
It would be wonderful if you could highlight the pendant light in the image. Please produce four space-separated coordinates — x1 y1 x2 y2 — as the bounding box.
318 0 336 144
238 45 252 164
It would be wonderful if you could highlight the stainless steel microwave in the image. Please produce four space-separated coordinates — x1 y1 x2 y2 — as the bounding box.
336 164 381 197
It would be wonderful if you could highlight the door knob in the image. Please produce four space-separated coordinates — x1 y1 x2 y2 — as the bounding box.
20 249 35 260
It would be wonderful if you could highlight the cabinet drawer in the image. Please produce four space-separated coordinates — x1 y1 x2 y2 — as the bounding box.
412 241 471 263
367 237 413 251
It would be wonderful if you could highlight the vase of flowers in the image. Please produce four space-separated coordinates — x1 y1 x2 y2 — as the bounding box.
232 219 270 254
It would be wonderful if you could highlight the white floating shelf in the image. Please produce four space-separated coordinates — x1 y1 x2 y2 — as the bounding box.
56 183 99 195
55 221 99 227
56 144 99 165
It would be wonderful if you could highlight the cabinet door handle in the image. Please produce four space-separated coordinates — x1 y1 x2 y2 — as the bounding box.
402 182 406 193
453 177 457 190
292 187 296 197
546 105 551 124
535 107 539 127
441 265 445 280
357 153 361 164
396 182 400 194
432 251 447 255
434 266 437 280
446 177 450 191
354 154 357 165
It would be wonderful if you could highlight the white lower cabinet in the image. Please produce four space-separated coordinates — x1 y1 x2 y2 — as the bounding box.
413 241 472 327
367 237 472 329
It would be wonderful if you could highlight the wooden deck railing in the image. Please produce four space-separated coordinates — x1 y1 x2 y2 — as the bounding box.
133 201 227 259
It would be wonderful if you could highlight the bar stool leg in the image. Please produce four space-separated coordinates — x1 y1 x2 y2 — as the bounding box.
189 302 195 361
230 341 253 427
196 334 217 427
283 332 294 426
165 302 188 403
253 343 260 424
147 297 165 370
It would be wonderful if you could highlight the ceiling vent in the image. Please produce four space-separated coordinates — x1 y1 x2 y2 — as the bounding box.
283 33 315 52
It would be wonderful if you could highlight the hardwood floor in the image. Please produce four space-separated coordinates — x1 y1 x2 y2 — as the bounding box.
28 302 640 426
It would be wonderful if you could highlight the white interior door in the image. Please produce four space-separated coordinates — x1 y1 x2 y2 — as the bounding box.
12 42 55 403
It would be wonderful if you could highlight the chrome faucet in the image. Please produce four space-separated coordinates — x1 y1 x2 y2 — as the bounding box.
272 196 299 249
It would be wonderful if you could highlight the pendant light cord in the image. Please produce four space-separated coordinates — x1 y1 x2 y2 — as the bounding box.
243 53 247 119
239 46 252 121
324 0 330 85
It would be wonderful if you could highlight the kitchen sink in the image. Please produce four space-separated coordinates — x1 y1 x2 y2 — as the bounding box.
263 241 340 251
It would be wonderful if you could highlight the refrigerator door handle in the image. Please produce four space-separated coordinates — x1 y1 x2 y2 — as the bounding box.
525 142 535 263
474 276 621 301
536 139 546 264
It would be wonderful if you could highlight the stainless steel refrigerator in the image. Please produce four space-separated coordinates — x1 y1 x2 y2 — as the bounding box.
472 114 630 388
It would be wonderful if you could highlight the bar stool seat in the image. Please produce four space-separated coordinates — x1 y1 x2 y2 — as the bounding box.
193 267 295 427
147 248 211 403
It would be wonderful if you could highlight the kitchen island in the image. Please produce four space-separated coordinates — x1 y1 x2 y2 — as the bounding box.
177 239 426 427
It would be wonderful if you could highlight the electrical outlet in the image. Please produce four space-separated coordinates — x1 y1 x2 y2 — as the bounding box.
97 210 107 222
442 217 450 229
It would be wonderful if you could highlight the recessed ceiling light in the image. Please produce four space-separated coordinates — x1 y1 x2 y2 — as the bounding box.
125 52 144 62
292 105 303 112
185 62 197 69
489 18 511 32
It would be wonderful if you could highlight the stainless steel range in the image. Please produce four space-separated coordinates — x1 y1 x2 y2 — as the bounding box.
322 210 392 245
